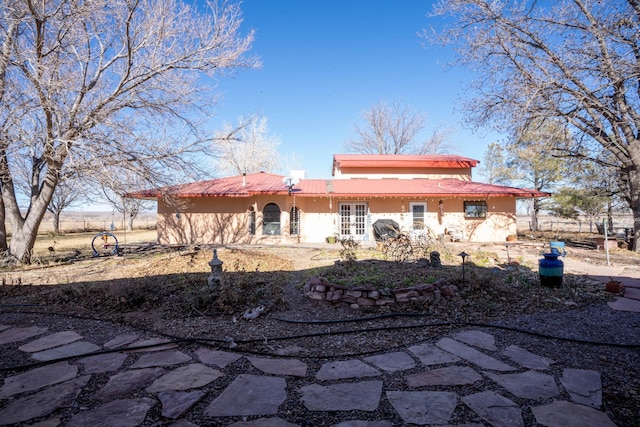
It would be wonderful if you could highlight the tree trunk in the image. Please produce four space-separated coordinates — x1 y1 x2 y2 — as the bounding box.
606 201 614 234
53 211 61 236
531 199 540 232
3 170 58 264
0 194 7 252
629 168 640 252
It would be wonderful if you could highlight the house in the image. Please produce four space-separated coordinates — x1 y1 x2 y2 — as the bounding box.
129 154 548 245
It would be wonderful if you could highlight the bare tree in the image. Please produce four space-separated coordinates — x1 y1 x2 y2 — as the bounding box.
478 142 512 185
46 179 82 235
100 172 153 231
0 0 258 263
213 114 281 175
415 123 456 155
345 101 451 155
429 0 640 250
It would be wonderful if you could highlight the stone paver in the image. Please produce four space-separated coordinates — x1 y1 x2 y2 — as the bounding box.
248 356 307 377
77 352 128 373
130 349 192 368
437 337 516 371
501 344 555 370
228 418 300 427
195 347 242 368
96 367 165 400
299 380 383 411
607 297 640 312
204 374 287 417
146 363 223 393
0 326 48 345
331 422 393 427
560 368 602 408
484 370 560 400
462 390 524 427
0 361 77 398
452 330 497 351
31 341 101 361
103 333 139 349
66 397 155 427
407 342 461 365
0 376 89 425
158 390 206 419
0 317 629 426
18 331 83 352
387 390 457 425
531 400 616 427
407 365 483 387
315 359 380 380
127 337 178 352
363 351 416 372
624 286 640 299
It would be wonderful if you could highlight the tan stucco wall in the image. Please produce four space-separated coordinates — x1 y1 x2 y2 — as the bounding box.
156 195 517 245
333 166 473 180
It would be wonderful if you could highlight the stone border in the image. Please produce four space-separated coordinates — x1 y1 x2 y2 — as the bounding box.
304 276 458 309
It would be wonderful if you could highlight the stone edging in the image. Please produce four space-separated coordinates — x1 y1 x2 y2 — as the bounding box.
304 276 458 309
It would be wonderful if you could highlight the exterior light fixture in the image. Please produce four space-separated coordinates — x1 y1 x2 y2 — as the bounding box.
458 251 469 285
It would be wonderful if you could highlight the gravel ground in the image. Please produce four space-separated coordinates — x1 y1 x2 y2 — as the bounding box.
1 300 638 426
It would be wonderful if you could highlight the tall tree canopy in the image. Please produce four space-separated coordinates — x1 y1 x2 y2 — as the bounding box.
430 0 640 250
213 114 282 175
0 0 258 263
345 101 452 155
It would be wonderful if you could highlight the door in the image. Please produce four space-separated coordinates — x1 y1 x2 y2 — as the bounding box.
340 202 367 238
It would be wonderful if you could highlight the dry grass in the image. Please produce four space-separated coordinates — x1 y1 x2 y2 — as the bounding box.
30 229 158 260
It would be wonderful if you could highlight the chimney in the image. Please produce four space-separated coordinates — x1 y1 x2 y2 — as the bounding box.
242 173 246 187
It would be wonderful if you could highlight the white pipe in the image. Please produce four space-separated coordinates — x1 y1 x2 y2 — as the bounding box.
604 219 611 266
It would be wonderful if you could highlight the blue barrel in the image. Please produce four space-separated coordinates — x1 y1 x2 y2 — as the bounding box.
539 252 564 287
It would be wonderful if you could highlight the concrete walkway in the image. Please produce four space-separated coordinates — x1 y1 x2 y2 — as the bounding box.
0 319 624 426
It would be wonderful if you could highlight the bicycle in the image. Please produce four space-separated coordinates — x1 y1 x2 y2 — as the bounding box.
91 231 120 257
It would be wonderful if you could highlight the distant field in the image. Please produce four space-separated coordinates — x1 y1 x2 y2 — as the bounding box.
36 211 157 235
517 213 633 233
32 229 158 259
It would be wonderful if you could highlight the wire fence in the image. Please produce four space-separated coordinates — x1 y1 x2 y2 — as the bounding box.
36 217 157 234
517 214 634 234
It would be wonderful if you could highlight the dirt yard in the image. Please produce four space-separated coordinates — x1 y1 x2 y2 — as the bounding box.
1 230 640 425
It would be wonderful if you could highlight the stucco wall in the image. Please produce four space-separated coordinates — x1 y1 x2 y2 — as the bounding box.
333 166 472 180
156 195 517 245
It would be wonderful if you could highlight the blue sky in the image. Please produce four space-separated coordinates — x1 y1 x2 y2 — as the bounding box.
207 0 502 179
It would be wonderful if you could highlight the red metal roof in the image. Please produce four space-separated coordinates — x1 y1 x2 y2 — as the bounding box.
297 178 548 198
332 154 479 174
129 174 548 200
128 172 288 198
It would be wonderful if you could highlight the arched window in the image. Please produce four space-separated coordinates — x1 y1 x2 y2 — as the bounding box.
290 206 300 235
248 206 256 235
263 203 281 235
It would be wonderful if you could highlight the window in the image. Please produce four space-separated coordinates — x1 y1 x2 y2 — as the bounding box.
409 202 426 229
248 206 256 235
290 206 300 235
464 201 488 218
263 203 281 235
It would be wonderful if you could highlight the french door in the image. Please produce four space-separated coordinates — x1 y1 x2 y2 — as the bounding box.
339 202 367 238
